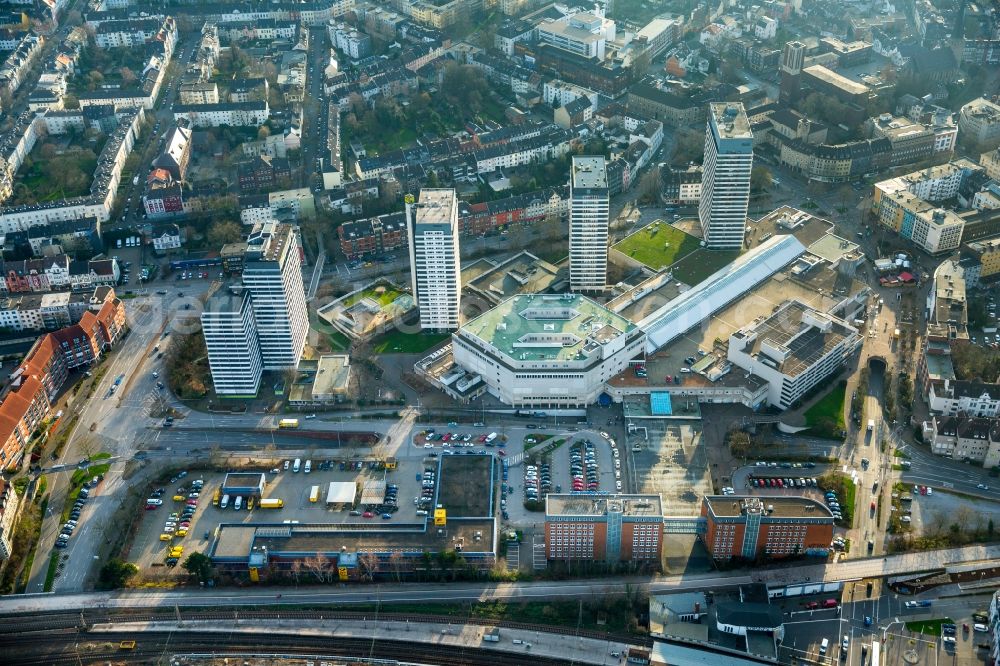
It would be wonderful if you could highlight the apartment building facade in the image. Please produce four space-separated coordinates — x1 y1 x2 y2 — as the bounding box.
699 103 753 249
407 189 461 331
568 156 609 292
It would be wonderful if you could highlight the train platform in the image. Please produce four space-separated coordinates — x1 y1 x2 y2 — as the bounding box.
89 618 637 665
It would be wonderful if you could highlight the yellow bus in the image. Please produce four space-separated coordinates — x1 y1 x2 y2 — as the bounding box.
212 489 221 506
309 485 320 503
278 418 299 429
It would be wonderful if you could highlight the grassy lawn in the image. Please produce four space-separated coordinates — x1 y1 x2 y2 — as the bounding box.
331 599 644 634
372 330 449 354
612 221 701 271
819 472 856 528
669 248 742 286
803 381 847 439
905 617 953 636
43 552 59 592
61 463 111 522
328 330 350 351
343 286 404 309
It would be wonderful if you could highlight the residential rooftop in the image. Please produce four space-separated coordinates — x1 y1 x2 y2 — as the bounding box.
571 155 607 190
458 293 636 363
709 102 751 139
413 188 457 225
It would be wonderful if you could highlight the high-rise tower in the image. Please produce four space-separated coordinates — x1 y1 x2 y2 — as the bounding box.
699 103 753 249
569 156 610 292
408 189 461 331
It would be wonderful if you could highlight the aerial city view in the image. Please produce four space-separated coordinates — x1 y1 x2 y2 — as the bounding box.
1 0 1000 664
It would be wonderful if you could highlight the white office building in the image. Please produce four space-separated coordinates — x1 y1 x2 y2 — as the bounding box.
537 11 615 60
451 294 646 408
408 189 461 331
726 300 861 408
569 156 610 292
242 221 308 369
699 103 754 249
201 290 262 396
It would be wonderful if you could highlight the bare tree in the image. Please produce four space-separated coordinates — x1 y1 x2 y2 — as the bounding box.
389 551 404 583
303 552 333 582
359 552 380 581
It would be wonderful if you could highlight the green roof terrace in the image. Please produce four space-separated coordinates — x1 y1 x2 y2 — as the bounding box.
458 294 636 363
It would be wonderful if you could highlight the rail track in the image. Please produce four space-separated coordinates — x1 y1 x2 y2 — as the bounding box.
0 629 576 665
0 607 649 646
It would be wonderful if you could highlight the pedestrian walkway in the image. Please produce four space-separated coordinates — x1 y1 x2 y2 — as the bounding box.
506 452 524 467
532 536 547 571
506 542 520 572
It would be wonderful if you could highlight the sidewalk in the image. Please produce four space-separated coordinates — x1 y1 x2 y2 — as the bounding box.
90 618 637 665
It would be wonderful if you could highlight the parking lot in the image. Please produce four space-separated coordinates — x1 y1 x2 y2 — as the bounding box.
905 487 1000 536
129 458 426 575
629 425 710 515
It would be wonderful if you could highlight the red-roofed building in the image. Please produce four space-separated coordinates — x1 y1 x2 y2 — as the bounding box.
0 288 126 471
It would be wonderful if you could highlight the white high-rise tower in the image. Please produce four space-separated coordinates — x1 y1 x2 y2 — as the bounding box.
699 103 754 249
242 221 308 369
408 189 461 331
201 290 262 396
569 156 610 292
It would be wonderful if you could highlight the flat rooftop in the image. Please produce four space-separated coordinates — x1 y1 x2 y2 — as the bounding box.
213 519 496 559
313 354 351 395
571 156 608 189
438 453 494 518
613 258 866 387
413 188 457 225
459 293 636 363
546 494 663 518
709 102 751 139
705 495 833 519
803 64 870 96
807 233 862 265
466 251 561 304
736 301 855 378
751 206 833 249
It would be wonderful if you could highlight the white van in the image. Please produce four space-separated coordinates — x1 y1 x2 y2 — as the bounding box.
819 638 829 655
234 496 243 511
292 458 301 472
304 460 312 473
220 494 230 509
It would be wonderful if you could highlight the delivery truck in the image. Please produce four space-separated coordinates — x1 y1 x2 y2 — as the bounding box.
259 498 284 509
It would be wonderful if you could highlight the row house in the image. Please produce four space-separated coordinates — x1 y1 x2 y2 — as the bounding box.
0 33 43 97
928 379 1000 418
922 415 1000 468
0 290 125 470
173 101 270 128
337 212 408 259
0 291 90 333
216 19 298 43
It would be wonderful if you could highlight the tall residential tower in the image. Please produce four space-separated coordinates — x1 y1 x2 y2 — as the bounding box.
201 290 262 396
699 103 753 249
242 221 309 369
408 189 461 331
569 156 610 292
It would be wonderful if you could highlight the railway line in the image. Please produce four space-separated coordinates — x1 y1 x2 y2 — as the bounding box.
1 629 576 666
0 607 648 646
